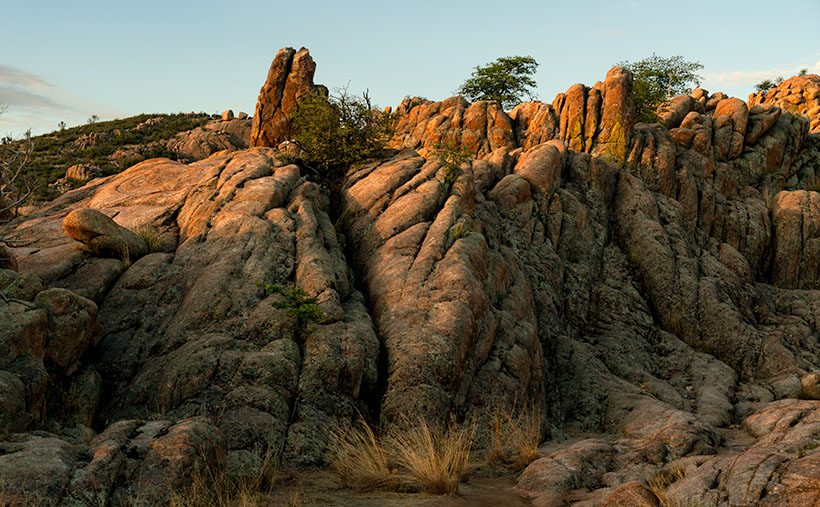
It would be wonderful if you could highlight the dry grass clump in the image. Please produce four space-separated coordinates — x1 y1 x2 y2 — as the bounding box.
131 224 162 253
390 419 475 495
643 462 714 507
167 446 279 507
485 405 542 470
329 418 397 491
329 417 475 495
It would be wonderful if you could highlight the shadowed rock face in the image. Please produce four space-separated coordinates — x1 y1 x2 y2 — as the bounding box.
3 54 820 505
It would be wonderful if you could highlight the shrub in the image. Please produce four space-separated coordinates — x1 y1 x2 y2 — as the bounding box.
290 87 392 178
433 142 470 184
259 283 326 325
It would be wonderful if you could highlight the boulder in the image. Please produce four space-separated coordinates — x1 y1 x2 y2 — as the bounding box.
63 208 147 260
33 288 100 375
65 164 101 182
221 109 234 121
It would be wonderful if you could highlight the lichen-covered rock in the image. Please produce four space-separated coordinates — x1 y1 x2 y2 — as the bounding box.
389 96 516 157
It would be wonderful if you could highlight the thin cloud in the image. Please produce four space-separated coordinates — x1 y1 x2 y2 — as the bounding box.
0 64 121 136
703 57 820 89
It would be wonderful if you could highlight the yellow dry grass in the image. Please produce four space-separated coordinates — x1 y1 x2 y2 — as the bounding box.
389 419 475 495
328 416 475 495
167 446 278 507
485 405 542 470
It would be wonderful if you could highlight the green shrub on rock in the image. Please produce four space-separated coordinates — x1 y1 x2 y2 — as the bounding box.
289 88 392 178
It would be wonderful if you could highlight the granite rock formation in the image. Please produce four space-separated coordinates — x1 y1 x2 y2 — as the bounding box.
249 47 325 148
2 52 820 505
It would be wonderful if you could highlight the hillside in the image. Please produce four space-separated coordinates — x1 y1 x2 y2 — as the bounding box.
2 47 820 505
4 111 251 201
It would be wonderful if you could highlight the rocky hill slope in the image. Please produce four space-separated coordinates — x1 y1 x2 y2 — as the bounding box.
2 47 820 505
6 111 251 200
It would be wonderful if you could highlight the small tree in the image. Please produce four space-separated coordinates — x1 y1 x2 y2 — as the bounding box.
0 106 37 270
754 76 784 92
289 86 392 178
617 54 703 123
456 56 539 110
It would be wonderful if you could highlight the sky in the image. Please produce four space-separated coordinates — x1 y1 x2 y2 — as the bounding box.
1 0 819 136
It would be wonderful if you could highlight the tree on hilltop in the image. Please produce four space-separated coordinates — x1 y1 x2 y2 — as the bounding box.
457 56 539 110
617 54 703 123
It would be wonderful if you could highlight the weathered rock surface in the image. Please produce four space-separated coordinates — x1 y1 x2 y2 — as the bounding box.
250 47 323 148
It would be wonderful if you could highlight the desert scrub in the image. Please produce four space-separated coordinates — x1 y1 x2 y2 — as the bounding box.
290 87 393 179
329 417 475 495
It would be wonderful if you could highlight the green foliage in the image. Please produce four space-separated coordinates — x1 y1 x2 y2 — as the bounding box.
433 142 470 184
456 56 538 109
259 283 326 325
290 87 393 177
618 54 703 123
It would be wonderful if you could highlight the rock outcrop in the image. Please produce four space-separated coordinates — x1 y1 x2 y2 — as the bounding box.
749 73 820 133
166 116 251 161
389 65 635 162
249 47 323 148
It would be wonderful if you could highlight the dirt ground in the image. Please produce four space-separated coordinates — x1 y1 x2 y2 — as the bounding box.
267 468 531 506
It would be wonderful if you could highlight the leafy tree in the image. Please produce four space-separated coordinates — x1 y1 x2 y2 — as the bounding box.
289 87 392 178
456 56 539 110
617 54 703 123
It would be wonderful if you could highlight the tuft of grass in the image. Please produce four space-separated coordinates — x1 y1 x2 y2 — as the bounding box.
119 244 132 269
131 224 162 253
485 405 542 470
644 462 715 507
389 418 475 495
329 416 476 495
328 419 397 491
167 446 279 507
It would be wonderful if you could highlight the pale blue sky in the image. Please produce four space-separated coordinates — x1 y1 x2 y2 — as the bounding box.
1 0 819 135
